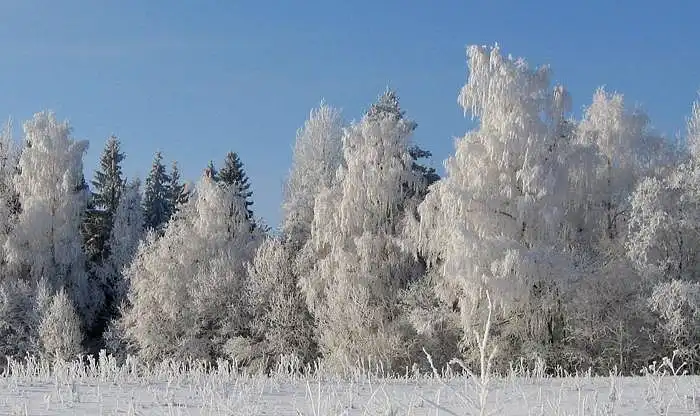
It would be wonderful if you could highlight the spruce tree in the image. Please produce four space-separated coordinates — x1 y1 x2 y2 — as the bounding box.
204 160 218 181
0 121 19 250
167 161 189 219
368 89 439 199
85 136 125 262
142 152 170 232
218 152 254 223
99 179 144 321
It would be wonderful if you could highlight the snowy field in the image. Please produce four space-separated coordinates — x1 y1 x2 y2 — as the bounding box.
1 356 699 415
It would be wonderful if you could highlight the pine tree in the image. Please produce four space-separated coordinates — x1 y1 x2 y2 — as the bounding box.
218 152 254 223
84 136 125 262
142 152 170 232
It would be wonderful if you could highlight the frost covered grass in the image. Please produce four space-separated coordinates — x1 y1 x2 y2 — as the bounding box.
0 353 699 415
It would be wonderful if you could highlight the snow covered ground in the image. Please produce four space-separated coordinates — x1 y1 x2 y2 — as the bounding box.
1 357 699 415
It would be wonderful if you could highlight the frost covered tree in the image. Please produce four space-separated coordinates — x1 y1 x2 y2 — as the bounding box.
568 88 673 253
628 100 700 283
246 237 316 369
414 45 575 368
84 136 125 262
367 89 439 197
625 100 700 365
300 92 423 371
647 280 700 365
142 151 170 232
122 174 260 362
38 288 82 361
5 112 99 326
282 103 343 250
0 279 40 359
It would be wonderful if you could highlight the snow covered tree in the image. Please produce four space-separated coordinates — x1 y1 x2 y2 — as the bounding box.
142 151 170 232
647 279 700 365
5 112 99 326
0 278 40 359
246 237 316 368
624 99 700 366
568 88 673 253
627 99 700 283
300 92 423 371
282 103 343 250
367 89 439 200
414 45 575 369
38 288 82 361
84 136 125 262
122 174 260 362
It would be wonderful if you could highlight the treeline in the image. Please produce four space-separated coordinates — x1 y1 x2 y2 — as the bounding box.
0 44 698 376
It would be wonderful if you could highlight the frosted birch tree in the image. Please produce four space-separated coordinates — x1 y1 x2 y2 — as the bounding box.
625 99 700 364
5 112 99 326
246 237 316 368
414 45 575 367
282 103 343 250
38 288 82 361
567 89 674 255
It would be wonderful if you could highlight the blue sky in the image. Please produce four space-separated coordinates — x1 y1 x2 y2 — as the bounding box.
1 1 698 227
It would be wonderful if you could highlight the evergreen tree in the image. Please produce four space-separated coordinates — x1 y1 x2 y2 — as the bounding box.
168 161 189 217
98 180 144 321
368 89 439 199
142 152 170 232
0 121 19 254
218 152 254 223
84 136 125 262
204 160 218 181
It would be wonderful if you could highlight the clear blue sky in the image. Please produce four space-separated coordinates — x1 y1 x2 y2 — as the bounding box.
1 1 698 227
